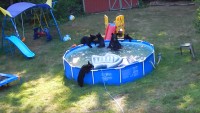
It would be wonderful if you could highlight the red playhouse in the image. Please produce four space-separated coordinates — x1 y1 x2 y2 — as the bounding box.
82 0 139 13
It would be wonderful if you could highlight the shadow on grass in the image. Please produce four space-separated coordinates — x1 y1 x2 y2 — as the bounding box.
0 40 199 113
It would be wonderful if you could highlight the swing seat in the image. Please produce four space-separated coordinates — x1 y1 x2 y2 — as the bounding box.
33 27 46 37
37 31 46 36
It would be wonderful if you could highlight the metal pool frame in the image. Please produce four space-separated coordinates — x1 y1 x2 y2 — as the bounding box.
63 40 155 85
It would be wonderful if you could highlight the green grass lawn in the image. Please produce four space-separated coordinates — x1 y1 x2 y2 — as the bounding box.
1 5 200 113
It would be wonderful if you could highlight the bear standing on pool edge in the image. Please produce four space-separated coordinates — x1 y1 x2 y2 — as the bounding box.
124 34 133 42
80 34 97 48
96 33 105 48
77 61 94 87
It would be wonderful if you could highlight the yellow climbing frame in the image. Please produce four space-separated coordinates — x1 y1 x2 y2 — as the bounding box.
104 15 125 37
115 15 125 37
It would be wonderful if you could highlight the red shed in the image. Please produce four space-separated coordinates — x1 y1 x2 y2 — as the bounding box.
83 0 139 13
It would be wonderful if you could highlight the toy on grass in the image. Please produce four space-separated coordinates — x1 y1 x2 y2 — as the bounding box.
104 15 125 40
0 73 20 87
69 15 75 21
104 23 116 40
33 27 52 41
33 9 52 41
63 34 71 42
104 15 109 29
71 44 77 48
115 15 125 38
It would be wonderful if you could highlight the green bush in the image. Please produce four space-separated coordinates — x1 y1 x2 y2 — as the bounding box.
0 0 84 25
54 0 83 21
194 7 200 32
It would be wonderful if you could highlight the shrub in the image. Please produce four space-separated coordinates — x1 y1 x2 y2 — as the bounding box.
194 7 200 32
54 0 83 21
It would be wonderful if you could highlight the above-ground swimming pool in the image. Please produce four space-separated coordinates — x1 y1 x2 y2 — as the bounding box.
63 40 155 85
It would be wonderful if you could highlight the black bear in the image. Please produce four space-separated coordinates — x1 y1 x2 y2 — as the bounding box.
80 34 97 48
107 33 122 51
77 61 94 87
96 33 105 48
124 34 133 42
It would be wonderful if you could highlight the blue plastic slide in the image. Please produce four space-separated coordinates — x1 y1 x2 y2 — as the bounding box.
0 73 19 87
5 36 35 58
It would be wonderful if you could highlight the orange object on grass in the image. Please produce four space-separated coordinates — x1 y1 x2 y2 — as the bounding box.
22 37 26 42
71 44 77 48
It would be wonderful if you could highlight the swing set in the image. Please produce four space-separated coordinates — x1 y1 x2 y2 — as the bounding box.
0 0 62 58
32 8 52 41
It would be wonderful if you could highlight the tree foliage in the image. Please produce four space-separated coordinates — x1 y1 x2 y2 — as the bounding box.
54 0 83 20
194 7 200 32
0 0 84 23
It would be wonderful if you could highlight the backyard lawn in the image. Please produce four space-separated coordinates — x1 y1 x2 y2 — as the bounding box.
0 4 200 113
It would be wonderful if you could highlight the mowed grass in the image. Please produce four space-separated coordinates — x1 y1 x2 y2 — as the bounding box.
1 5 200 113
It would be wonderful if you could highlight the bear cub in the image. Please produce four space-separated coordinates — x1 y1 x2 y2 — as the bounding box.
124 34 133 42
77 61 94 87
96 33 105 48
80 34 97 48
107 33 122 51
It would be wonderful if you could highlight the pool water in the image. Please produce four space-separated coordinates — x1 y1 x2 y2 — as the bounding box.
65 42 153 68
63 40 155 85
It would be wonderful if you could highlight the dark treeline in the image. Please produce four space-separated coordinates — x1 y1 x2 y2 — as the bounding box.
0 0 83 20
